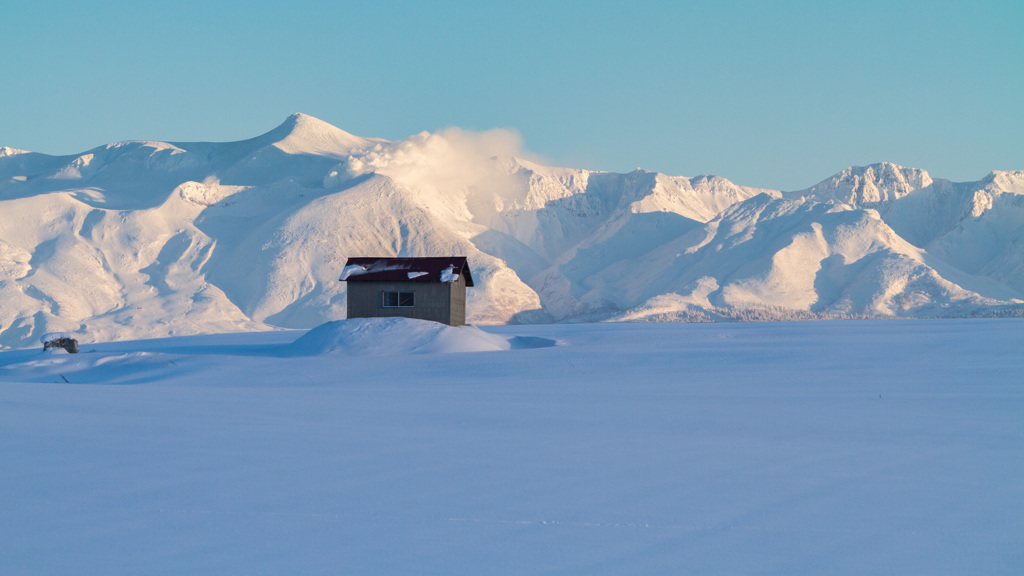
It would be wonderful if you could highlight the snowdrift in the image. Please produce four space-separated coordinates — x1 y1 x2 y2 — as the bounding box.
282 318 512 356
0 320 558 386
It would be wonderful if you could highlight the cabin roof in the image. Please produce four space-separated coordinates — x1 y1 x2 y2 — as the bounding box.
340 257 474 286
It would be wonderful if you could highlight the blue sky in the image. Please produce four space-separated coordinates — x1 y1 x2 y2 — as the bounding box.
3 0 1021 190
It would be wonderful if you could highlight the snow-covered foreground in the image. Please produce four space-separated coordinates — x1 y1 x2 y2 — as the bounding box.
2 319 1022 574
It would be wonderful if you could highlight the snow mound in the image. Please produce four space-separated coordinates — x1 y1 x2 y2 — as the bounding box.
283 318 511 356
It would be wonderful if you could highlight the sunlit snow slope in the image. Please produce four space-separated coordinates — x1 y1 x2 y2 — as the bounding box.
2 115 1022 348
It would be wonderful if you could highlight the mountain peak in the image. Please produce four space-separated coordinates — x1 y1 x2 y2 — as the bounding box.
0 146 30 157
262 113 376 158
279 112 333 131
982 170 1024 194
796 162 933 205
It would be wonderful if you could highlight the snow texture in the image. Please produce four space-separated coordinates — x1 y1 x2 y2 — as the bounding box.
1 319 1021 574
2 115 1023 349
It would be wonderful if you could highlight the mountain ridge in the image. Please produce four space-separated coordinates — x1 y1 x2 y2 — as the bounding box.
1 114 1021 348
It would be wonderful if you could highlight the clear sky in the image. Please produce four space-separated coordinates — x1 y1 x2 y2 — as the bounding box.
3 0 1021 190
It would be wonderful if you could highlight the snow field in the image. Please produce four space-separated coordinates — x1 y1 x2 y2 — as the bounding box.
1 319 1022 574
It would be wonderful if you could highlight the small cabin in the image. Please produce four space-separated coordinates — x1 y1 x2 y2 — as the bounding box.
340 257 474 326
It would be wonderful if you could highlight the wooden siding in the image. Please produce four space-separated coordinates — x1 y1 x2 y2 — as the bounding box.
347 275 468 326
449 273 466 326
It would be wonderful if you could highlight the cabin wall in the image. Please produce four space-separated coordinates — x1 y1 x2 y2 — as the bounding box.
347 281 464 325
449 274 467 326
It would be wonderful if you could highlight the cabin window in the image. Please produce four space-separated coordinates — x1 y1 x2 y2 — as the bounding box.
382 291 415 307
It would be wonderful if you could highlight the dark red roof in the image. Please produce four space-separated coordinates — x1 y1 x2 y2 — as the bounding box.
340 257 474 286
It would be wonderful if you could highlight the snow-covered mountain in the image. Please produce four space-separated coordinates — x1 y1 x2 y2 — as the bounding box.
1 114 1022 348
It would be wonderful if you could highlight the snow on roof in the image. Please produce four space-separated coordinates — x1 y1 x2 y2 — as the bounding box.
340 257 474 286
340 264 367 280
440 265 458 283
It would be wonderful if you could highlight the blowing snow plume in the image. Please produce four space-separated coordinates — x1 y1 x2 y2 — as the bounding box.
326 127 533 202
